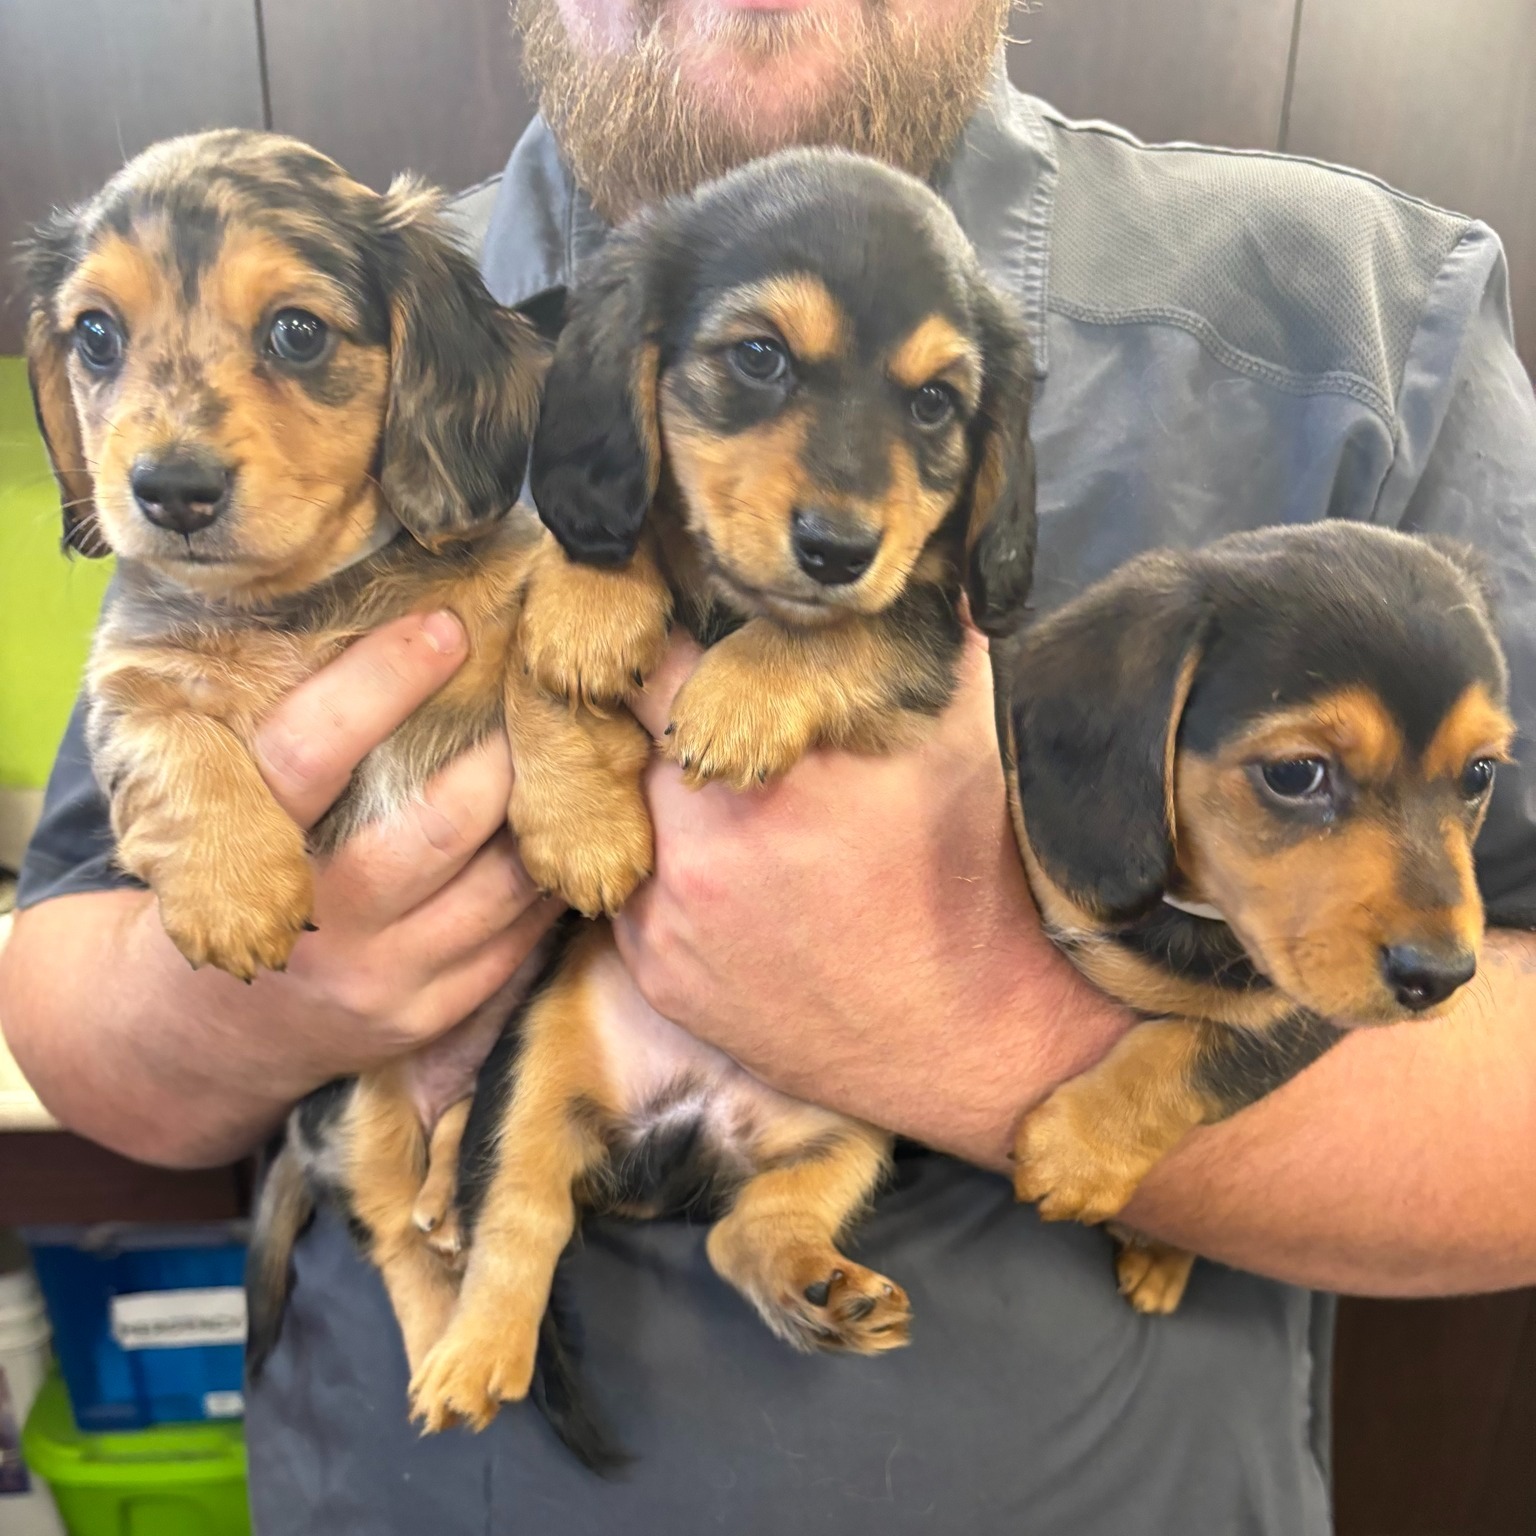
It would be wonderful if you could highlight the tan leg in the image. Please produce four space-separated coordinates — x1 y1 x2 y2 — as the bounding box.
410 936 609 1433
1111 1232 1197 1316
663 611 941 790
706 1124 910 1353
97 705 312 979
516 532 673 704
503 666 653 916
346 1069 462 1373
1013 1019 1215 1226
412 1098 472 1266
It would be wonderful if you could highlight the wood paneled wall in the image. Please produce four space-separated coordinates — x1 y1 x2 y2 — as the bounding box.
4 0 1534 366
3 3 1534 1530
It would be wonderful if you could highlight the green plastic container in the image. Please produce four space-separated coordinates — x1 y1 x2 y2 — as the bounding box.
21 1372 249 1536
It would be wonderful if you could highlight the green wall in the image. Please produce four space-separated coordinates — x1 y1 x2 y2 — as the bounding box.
0 356 113 788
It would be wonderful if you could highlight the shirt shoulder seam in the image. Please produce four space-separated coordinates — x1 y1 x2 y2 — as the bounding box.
1040 113 1477 226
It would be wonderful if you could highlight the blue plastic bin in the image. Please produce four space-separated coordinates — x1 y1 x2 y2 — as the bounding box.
23 1226 248 1431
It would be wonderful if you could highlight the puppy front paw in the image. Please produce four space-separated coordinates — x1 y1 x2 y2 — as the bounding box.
1012 1088 1149 1227
518 549 672 705
409 1306 540 1434
664 660 818 790
155 850 314 981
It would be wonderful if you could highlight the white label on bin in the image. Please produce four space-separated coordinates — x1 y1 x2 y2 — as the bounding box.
204 1390 245 1418
109 1287 248 1350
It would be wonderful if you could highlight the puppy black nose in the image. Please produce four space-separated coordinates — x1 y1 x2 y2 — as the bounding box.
1380 945 1477 1012
131 451 232 534
791 509 881 586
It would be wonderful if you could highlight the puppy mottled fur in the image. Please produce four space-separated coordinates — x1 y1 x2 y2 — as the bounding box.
23 129 653 1384
401 150 1039 1449
995 523 1514 1313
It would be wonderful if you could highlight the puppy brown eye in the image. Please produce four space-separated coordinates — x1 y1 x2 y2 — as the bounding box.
1260 758 1329 799
267 309 331 366
74 311 124 372
729 337 789 385
911 382 957 427
1461 757 1497 799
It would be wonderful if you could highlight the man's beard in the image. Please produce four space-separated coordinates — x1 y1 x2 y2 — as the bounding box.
513 0 1011 222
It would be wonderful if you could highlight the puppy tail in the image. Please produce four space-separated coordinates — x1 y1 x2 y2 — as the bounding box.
530 1251 629 1475
245 1143 314 1381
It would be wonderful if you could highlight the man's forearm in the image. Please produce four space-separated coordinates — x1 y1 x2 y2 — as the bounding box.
1124 929 1536 1295
1 892 320 1167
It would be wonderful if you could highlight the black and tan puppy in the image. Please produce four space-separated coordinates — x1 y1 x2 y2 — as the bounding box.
23 129 653 1371
996 523 1514 1313
516 146 1036 781
404 150 1038 1438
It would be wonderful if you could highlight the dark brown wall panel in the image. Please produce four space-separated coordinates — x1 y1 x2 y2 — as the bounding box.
0 0 266 352
1286 0 1536 375
1334 1291 1536 1536
260 0 533 195
1006 0 1297 151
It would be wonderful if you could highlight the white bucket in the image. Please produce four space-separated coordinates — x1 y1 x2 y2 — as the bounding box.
0 1239 66 1536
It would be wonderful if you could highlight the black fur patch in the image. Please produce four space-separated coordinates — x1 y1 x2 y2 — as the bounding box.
1193 1010 1345 1119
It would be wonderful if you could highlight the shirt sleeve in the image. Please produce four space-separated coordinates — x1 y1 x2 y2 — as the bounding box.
15 686 143 911
1384 223 1536 929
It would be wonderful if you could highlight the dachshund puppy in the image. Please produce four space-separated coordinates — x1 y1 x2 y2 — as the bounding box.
404 150 1039 1442
517 146 1037 783
23 129 653 1372
996 523 1514 1313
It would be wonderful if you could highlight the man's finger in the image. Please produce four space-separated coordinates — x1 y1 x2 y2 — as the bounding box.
395 829 554 957
255 611 468 828
627 634 705 740
317 736 515 925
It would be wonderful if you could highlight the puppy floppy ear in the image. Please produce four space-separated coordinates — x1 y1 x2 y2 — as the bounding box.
374 176 547 548
528 224 661 567
1004 554 1207 920
22 212 109 558
964 287 1037 637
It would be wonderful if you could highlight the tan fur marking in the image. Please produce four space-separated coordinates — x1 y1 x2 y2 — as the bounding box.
1233 686 1403 785
55 232 163 329
630 340 663 498
886 313 979 395
347 1067 462 1373
1422 683 1515 781
517 530 674 704
1014 1019 1216 1224
715 274 848 363
411 925 615 1433
24 310 102 552
663 614 936 790
706 1124 909 1354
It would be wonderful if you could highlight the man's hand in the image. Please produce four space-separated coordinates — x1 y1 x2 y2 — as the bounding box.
0 612 561 1167
614 628 1130 1170
250 612 561 1079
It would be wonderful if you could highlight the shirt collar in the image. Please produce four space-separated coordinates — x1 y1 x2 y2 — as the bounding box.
479 53 1057 375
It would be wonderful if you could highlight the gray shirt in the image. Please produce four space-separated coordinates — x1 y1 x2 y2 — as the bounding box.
20 64 1536 1535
